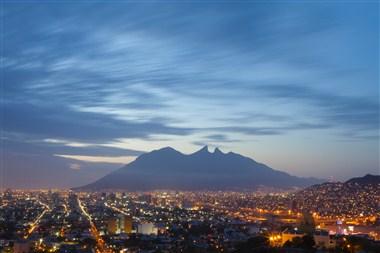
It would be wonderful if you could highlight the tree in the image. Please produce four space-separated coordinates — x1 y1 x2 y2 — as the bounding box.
234 235 270 253
283 235 315 251
300 212 316 235
301 235 315 249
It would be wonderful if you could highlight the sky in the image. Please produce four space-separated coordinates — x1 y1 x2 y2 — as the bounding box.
1 1 379 188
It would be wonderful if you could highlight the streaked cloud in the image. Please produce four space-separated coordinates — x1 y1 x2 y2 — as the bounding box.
54 154 136 164
1 2 378 186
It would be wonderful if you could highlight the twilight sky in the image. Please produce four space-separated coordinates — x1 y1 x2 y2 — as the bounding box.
1 1 379 188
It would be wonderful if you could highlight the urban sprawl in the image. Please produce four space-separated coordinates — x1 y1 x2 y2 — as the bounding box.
0 186 379 253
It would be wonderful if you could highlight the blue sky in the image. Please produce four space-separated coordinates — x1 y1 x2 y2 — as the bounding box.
1 1 379 188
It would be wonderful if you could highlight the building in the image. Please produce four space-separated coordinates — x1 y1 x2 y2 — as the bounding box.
107 215 133 234
137 223 158 235
336 219 344 235
281 228 305 245
247 224 260 235
107 218 118 235
120 215 132 234
314 230 336 249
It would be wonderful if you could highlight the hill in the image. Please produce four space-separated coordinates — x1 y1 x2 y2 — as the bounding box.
294 174 380 216
345 174 380 185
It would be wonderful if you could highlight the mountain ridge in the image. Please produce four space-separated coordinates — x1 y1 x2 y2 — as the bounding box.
74 146 324 191
345 174 380 185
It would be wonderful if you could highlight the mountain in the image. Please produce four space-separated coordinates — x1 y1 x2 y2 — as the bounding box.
345 174 380 185
75 146 323 191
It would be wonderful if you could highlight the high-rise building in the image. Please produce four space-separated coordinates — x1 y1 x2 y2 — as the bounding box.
107 218 118 235
107 215 133 234
122 215 133 233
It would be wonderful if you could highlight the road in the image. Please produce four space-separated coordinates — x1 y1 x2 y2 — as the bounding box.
104 202 129 216
77 197 113 253
24 200 51 239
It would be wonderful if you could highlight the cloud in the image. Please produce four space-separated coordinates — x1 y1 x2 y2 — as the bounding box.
1 137 144 157
0 150 120 188
69 163 81 170
1 102 193 142
1 2 378 185
3 3 377 143
205 134 231 142
253 84 379 133
55 154 136 164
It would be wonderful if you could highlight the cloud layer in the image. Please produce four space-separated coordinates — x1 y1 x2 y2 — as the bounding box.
1 2 379 187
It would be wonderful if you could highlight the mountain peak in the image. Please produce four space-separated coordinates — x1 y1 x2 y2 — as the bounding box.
150 146 181 155
193 145 224 155
159 146 177 152
140 146 183 160
214 147 223 155
193 145 210 154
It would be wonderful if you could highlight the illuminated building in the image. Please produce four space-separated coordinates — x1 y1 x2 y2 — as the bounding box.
137 223 158 235
107 218 118 235
107 215 133 234
120 215 132 233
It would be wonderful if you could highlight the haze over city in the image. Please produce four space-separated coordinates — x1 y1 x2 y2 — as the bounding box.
1 2 379 187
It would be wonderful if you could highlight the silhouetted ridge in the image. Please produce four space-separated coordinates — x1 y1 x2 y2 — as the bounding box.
345 174 380 185
214 147 223 155
191 145 210 155
75 146 324 191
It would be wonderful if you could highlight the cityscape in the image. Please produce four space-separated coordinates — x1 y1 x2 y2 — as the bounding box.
1 1 379 253
1 173 379 253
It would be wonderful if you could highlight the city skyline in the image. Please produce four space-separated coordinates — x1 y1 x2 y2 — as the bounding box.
1 175 379 253
1 2 379 189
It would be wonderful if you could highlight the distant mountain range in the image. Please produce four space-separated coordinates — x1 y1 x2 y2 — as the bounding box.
75 146 323 191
